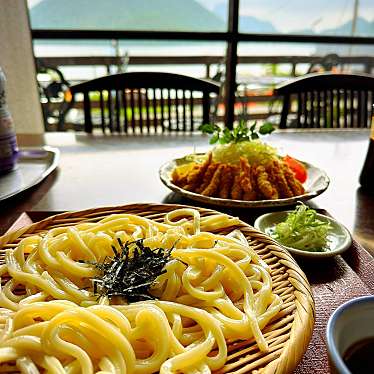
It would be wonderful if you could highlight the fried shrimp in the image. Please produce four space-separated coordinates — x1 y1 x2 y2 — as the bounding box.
256 165 279 199
219 164 234 199
201 164 225 196
184 153 212 190
195 163 219 193
282 163 305 196
269 160 293 198
230 165 243 200
239 157 257 201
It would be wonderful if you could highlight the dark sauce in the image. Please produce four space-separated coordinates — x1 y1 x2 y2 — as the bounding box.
343 337 374 373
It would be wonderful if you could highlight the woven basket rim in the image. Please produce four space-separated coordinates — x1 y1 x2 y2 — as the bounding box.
0 203 315 374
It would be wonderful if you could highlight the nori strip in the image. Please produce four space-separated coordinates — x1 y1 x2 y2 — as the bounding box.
90 239 172 302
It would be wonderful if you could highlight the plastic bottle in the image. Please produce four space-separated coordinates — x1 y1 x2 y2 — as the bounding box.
0 67 18 174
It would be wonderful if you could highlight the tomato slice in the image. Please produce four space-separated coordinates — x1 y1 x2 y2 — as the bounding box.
283 155 307 183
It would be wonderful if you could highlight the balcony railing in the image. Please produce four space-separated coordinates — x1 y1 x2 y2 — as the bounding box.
37 54 374 79
36 53 374 131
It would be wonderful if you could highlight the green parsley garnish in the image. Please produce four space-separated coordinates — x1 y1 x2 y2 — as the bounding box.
199 120 275 145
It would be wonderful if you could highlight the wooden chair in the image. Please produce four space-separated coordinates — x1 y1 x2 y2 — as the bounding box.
70 72 221 134
274 73 374 129
36 63 72 131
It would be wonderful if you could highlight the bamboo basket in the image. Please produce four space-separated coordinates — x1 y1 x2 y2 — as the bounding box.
0 203 315 374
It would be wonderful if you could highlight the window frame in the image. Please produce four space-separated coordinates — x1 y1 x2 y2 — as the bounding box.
30 0 374 128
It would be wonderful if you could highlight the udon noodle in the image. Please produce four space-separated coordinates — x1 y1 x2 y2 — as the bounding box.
0 208 282 373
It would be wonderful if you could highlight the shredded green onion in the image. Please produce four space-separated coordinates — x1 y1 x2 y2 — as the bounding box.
212 140 278 166
271 204 331 252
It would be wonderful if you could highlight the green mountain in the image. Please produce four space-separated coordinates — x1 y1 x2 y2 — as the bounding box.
30 0 224 31
322 17 374 37
292 17 374 37
213 3 277 33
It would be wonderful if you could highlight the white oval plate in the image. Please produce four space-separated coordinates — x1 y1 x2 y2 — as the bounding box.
159 154 330 209
254 211 352 259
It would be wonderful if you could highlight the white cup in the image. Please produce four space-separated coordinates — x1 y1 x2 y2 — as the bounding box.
326 295 374 374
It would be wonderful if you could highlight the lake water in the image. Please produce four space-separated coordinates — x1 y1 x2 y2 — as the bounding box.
33 40 319 81
33 39 366 82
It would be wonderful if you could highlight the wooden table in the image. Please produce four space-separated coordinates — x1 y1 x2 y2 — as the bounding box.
1 129 374 373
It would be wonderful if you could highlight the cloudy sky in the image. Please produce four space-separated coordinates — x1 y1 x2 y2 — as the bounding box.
198 0 374 32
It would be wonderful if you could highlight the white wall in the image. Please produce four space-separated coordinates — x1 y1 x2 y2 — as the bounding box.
0 0 44 134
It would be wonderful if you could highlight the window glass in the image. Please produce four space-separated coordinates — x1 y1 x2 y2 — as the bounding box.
239 0 374 37
28 0 228 32
33 40 226 81
237 41 374 91
236 41 374 124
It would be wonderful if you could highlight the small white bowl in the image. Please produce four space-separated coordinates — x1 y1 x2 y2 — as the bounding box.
326 295 374 374
254 211 352 259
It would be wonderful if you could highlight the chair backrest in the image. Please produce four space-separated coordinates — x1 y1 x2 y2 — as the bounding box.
70 72 221 134
36 63 72 131
274 73 374 129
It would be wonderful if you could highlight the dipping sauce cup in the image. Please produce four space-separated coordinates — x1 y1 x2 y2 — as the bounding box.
326 295 374 374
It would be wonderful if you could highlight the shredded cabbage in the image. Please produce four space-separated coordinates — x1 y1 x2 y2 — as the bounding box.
271 204 331 252
212 140 278 166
